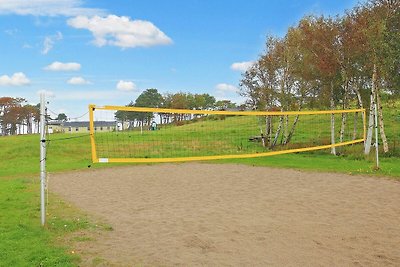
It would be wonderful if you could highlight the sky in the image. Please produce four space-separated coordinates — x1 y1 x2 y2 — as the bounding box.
0 0 360 120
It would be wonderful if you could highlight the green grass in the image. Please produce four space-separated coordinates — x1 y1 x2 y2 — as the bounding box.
0 134 112 266
0 105 399 266
222 151 400 177
0 176 113 266
0 179 74 266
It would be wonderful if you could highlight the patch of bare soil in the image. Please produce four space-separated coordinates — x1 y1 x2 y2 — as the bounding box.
50 163 400 266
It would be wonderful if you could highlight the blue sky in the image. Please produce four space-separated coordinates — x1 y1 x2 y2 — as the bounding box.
0 0 359 119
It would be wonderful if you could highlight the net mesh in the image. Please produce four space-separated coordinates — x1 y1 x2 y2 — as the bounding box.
90 106 365 162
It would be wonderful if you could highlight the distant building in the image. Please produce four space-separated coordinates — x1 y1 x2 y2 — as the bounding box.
62 121 116 133
47 121 64 134
63 121 116 133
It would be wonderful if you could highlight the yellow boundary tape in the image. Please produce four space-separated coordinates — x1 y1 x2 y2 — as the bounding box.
93 105 365 116
89 104 366 163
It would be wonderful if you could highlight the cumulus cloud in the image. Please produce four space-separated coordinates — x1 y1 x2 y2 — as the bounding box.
42 31 63 55
0 72 30 86
67 15 173 48
214 83 246 104
44 61 81 71
0 0 105 17
116 80 136 91
230 61 255 72
215 83 238 93
67 76 91 85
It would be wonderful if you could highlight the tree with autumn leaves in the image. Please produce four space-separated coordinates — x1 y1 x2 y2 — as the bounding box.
240 0 399 154
115 89 218 127
0 97 40 136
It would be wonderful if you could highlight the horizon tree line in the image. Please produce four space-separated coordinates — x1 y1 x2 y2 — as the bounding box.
0 97 40 136
115 89 237 129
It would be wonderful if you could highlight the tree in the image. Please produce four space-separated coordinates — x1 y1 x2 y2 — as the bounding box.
115 109 129 130
0 97 26 136
19 104 39 134
132 88 164 126
239 0 398 154
170 92 190 121
56 113 68 122
348 0 399 153
215 100 236 110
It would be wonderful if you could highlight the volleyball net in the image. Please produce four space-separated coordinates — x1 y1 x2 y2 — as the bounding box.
89 105 366 163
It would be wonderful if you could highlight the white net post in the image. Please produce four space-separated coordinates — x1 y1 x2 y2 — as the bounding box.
40 93 47 226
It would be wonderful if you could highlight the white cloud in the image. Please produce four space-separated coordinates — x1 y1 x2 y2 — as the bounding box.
0 72 30 86
37 89 55 98
116 80 136 91
215 83 238 93
67 15 173 48
67 76 91 85
44 61 81 71
0 0 105 17
230 61 255 72
42 31 63 55
215 83 246 104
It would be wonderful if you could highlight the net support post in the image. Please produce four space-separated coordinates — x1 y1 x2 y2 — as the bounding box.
89 104 98 163
39 93 46 226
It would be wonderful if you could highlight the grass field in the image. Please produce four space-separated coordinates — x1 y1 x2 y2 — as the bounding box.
0 134 112 266
0 105 399 266
0 176 114 266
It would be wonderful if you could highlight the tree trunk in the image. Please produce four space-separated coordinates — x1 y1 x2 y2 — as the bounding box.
1 122 6 136
353 85 364 109
27 117 32 134
353 112 358 140
283 115 289 144
364 64 378 155
352 83 365 140
339 80 348 143
283 114 300 145
375 90 389 152
364 93 375 155
265 116 271 146
271 116 284 148
282 99 303 146
268 116 273 145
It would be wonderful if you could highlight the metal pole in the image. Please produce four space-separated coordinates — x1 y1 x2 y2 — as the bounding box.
40 93 46 226
374 102 379 169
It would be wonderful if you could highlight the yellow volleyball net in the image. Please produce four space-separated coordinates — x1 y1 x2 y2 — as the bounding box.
89 105 366 163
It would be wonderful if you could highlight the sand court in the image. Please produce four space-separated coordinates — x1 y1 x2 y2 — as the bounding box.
51 163 400 266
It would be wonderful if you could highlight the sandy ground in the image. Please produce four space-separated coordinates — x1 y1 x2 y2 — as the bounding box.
50 163 400 266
